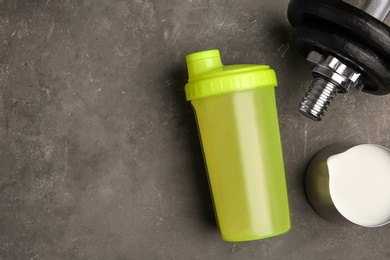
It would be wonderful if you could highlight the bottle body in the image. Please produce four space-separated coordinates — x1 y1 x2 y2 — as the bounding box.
192 87 290 242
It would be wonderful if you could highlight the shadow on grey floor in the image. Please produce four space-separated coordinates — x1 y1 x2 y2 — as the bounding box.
167 64 217 229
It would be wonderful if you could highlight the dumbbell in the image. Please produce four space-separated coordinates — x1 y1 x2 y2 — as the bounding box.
288 0 390 121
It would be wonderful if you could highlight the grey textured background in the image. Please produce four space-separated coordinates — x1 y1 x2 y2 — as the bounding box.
2 0 390 259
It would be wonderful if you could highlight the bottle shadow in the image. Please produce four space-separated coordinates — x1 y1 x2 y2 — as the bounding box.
167 64 217 229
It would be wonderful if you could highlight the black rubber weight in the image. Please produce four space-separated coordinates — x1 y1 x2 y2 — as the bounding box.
288 0 390 61
293 26 390 95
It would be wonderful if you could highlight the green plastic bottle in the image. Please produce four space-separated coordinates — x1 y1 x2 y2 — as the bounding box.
185 50 290 242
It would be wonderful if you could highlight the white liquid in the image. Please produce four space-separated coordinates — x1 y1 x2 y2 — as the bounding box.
327 144 390 227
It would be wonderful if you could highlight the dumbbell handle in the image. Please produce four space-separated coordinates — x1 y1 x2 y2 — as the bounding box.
361 0 390 21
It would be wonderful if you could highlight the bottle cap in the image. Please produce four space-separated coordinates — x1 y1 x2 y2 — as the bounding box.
185 50 278 101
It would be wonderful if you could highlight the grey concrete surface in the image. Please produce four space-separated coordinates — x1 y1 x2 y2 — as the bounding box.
1 0 390 259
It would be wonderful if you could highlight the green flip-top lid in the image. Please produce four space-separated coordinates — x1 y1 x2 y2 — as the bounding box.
185 50 278 101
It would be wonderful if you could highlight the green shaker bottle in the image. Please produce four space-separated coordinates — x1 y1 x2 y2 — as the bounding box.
185 50 290 242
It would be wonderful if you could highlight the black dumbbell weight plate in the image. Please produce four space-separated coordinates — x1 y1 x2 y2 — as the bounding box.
288 0 390 61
